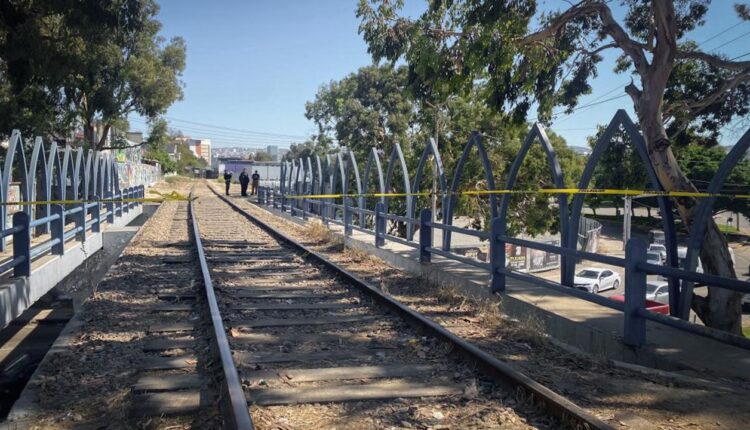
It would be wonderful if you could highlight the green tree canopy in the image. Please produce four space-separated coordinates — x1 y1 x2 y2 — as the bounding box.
0 0 186 149
143 119 176 173
305 64 415 158
357 0 750 332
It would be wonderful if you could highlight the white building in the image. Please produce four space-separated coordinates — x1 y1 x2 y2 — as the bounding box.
187 138 212 164
266 145 279 161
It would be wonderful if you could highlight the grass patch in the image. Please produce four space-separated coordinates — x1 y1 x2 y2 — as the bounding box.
743 326 750 338
164 175 190 184
718 224 740 234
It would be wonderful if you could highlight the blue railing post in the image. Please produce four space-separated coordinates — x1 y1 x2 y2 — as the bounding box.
259 187 266 205
51 204 64 255
490 217 506 293
123 187 130 214
419 208 432 263
105 190 114 224
92 196 101 233
302 193 309 220
344 197 352 236
115 189 122 217
321 198 328 225
624 237 647 346
76 199 86 242
375 201 385 248
12 211 30 277
281 189 287 213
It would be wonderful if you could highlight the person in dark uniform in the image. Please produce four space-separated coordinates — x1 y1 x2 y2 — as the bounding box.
239 168 250 196
223 170 232 195
251 170 260 195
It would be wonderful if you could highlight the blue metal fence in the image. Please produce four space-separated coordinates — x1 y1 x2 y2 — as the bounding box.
0 129 150 278
258 110 750 350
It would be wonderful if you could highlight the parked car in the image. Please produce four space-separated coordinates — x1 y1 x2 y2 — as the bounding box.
646 251 663 266
609 295 670 315
646 281 669 304
648 243 667 262
649 229 666 245
574 268 621 294
677 246 703 274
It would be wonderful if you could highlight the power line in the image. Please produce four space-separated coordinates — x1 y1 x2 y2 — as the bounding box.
708 29 750 52
128 118 303 146
163 116 307 140
696 21 746 46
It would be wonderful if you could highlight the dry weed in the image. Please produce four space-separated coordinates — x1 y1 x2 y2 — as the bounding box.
344 245 370 263
507 313 547 346
304 219 341 247
413 278 548 345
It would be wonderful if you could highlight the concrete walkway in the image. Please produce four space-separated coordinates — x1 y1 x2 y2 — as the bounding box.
258 202 750 381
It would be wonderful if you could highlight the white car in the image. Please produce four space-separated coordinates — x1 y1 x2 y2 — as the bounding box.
648 244 667 262
646 251 663 266
646 281 669 304
574 268 621 294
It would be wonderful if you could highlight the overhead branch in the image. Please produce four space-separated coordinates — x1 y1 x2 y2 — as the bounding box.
668 69 750 117
523 1 601 44
676 50 750 70
595 2 649 76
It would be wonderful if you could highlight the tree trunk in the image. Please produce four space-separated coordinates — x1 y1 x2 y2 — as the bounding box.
97 123 111 150
84 120 96 148
639 106 742 334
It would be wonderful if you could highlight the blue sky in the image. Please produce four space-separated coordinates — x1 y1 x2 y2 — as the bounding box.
128 1 750 149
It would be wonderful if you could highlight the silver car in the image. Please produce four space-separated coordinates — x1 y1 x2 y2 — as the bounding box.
648 244 667 262
646 251 663 266
646 281 669 304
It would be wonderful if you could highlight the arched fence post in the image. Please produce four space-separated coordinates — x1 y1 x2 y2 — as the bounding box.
375 201 385 248
12 211 30 277
344 197 353 236
624 237 647 346
419 208 432 263
490 216 505 293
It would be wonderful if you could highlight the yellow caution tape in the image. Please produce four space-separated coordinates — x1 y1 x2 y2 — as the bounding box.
0 190 195 206
283 188 750 200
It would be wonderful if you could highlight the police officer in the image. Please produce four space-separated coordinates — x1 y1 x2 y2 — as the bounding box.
223 170 232 195
239 168 250 196
251 170 261 195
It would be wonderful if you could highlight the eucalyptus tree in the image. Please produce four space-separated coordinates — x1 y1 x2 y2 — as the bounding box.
0 0 186 150
358 0 750 332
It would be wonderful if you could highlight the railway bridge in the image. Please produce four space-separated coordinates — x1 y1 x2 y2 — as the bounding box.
0 178 745 429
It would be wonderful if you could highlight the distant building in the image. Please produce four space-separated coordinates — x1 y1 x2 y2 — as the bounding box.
187 138 212 164
125 131 143 145
165 143 181 161
569 146 592 157
266 145 279 161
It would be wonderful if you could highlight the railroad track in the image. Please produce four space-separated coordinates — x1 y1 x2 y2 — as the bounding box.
186 183 614 430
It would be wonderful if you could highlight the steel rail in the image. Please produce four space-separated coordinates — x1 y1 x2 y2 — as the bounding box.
207 183 615 430
188 190 255 430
